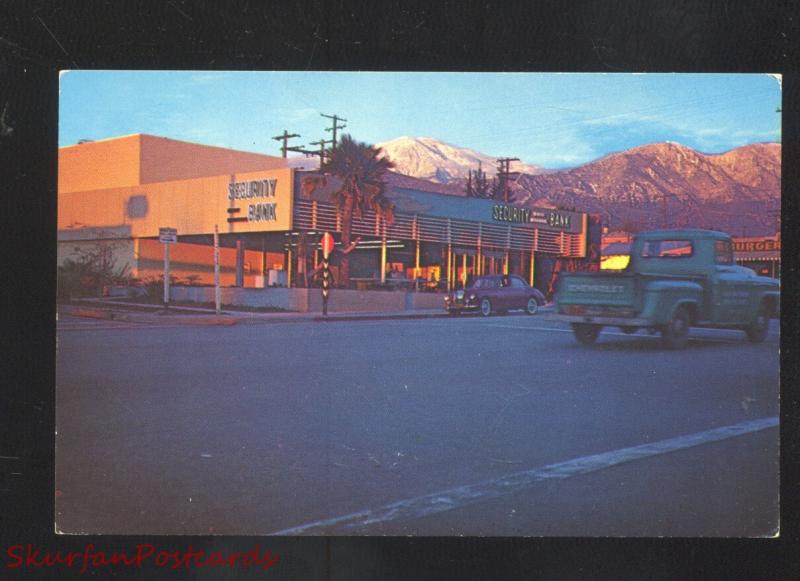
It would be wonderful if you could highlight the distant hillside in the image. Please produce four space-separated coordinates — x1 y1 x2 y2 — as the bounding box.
376 136 542 183
509 142 780 236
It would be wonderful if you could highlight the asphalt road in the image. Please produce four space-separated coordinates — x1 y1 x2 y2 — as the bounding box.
55 313 780 536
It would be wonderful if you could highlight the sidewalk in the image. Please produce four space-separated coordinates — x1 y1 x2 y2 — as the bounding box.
60 298 554 326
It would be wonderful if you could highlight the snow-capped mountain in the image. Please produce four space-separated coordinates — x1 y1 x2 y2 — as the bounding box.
510 141 781 235
376 136 543 183
286 156 320 170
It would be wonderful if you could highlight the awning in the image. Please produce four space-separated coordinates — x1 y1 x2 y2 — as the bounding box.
735 251 780 262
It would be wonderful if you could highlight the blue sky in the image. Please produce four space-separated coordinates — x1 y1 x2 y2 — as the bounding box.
59 72 781 169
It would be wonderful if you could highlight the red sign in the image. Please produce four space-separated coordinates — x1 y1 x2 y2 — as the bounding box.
321 232 334 259
733 239 780 253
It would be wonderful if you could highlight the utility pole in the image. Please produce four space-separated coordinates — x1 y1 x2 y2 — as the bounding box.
309 138 334 166
272 130 301 158
496 157 519 203
321 113 347 147
273 129 316 158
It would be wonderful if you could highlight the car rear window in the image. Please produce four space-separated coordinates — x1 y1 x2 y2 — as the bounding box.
640 239 694 258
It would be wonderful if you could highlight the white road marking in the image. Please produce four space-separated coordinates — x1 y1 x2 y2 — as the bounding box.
271 416 778 535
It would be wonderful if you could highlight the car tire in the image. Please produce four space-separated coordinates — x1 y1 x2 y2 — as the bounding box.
480 298 492 317
745 303 770 343
661 306 690 349
525 297 539 315
572 323 601 345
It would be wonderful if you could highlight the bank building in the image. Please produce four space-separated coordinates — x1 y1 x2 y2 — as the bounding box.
58 134 599 310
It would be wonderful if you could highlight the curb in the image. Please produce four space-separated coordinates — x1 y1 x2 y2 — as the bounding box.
179 316 238 326
312 313 452 323
63 304 555 326
72 309 130 321
63 306 236 326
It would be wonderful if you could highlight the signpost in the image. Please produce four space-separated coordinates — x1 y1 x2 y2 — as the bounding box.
159 227 177 310
213 225 221 315
321 232 334 316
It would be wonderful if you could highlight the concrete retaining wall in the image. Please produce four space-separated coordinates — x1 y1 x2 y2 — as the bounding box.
162 286 445 313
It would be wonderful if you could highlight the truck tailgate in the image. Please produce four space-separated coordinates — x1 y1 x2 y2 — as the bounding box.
556 273 637 308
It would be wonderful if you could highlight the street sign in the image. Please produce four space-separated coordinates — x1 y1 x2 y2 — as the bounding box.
158 227 177 310
321 231 334 259
159 227 178 244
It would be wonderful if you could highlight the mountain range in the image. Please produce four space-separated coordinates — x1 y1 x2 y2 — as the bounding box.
374 138 781 237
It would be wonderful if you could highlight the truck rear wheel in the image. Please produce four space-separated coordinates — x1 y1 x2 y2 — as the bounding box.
745 303 770 343
572 323 602 345
661 306 690 349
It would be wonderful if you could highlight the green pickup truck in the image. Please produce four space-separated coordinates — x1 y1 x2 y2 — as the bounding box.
553 229 780 349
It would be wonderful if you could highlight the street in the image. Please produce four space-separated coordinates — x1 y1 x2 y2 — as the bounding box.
55 312 780 536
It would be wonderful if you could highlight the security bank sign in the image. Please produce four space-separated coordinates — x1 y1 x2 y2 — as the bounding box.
229 179 278 222
225 171 293 231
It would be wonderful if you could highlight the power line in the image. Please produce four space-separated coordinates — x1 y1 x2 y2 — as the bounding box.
321 113 347 147
271 130 301 158
309 138 334 165
496 157 520 203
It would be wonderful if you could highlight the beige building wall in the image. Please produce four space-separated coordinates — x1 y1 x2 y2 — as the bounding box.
59 167 295 237
138 134 287 184
58 135 142 194
59 133 288 194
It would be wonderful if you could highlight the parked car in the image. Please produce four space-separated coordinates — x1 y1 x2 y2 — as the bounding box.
444 274 546 316
551 229 780 348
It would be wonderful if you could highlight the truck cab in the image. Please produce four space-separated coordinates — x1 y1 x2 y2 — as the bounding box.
552 229 780 348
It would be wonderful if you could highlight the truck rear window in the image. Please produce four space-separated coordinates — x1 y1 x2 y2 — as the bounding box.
640 239 694 258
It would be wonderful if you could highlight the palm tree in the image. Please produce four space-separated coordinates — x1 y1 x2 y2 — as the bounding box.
301 134 395 287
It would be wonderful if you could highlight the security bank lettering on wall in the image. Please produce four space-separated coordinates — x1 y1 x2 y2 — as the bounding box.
491 204 581 233
229 179 278 223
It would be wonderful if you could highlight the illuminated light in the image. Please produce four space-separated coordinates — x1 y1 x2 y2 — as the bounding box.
601 255 630 270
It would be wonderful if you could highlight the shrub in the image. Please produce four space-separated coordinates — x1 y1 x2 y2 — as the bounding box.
57 241 131 301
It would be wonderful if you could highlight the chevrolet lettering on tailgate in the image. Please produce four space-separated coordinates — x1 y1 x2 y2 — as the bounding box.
566 283 626 294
